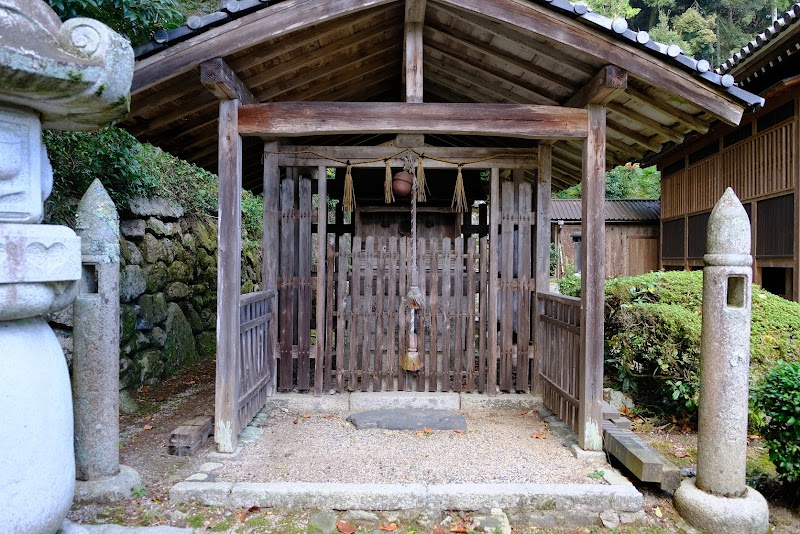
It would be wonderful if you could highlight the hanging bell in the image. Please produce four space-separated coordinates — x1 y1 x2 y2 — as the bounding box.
392 170 414 196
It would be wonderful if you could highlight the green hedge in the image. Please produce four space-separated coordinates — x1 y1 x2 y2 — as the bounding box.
599 271 800 423
756 361 800 488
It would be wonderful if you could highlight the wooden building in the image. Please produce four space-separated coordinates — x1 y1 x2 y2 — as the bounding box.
552 199 660 278
653 4 800 300
124 0 761 452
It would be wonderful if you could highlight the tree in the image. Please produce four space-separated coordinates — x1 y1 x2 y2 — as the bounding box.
47 0 183 44
553 163 661 199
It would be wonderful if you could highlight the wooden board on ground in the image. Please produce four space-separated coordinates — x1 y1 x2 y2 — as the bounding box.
169 415 213 456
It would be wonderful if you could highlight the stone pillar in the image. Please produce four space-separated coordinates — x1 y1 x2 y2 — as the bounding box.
674 188 769 534
0 2 133 531
72 180 141 499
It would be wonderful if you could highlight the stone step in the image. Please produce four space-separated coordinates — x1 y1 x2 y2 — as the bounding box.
602 421 681 491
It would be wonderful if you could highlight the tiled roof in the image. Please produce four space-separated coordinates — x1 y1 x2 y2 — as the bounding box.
551 199 660 222
718 3 800 75
133 0 763 108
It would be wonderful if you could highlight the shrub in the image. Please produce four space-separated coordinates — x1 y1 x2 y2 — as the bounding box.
557 263 581 296
756 361 800 487
44 127 264 244
604 270 800 424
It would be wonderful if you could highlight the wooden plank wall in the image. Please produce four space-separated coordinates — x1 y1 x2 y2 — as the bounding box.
662 121 797 219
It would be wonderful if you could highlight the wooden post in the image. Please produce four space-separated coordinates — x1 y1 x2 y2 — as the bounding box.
314 165 328 396
579 104 605 451
487 167 500 395
214 99 242 453
263 141 279 396
534 143 552 396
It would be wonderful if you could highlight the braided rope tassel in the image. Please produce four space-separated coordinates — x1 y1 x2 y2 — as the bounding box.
343 163 355 213
416 156 427 202
384 160 394 204
452 164 468 212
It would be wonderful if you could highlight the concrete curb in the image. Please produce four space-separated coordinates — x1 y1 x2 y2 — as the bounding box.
264 392 543 413
169 481 643 516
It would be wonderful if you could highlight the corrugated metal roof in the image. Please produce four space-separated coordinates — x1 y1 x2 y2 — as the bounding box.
551 199 660 222
718 3 800 75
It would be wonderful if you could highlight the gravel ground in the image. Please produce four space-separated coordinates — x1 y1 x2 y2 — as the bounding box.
214 406 606 485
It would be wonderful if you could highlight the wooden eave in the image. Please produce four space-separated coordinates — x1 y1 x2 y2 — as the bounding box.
124 0 763 191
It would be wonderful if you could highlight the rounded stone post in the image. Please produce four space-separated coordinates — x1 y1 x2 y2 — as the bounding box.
72 180 141 500
674 188 769 534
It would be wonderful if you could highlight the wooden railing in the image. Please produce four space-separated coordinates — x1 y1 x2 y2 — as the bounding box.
237 290 275 435
538 291 581 433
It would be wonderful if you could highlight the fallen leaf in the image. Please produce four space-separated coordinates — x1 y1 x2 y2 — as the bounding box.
423 427 433 434
379 523 398 531
247 505 260 513
235 509 248 522
654 506 663 518
531 433 547 439
293 419 299 424
302 414 312 419
453 430 465 434
143 424 153 431
519 411 528 416
323 414 338 419
414 432 425 437
138 385 152 393
674 451 690 458
337 520 355 534
619 405 632 416
450 528 468 533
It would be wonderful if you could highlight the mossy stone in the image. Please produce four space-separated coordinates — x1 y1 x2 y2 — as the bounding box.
143 261 168 293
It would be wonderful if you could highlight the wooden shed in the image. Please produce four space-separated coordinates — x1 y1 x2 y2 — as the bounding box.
124 0 762 452
652 4 800 301
552 199 660 278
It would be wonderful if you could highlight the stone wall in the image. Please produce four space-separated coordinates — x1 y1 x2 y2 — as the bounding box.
51 196 262 391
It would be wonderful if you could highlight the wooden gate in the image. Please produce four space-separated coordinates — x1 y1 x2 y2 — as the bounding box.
272 178 536 393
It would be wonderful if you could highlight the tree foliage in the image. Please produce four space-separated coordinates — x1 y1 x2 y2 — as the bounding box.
554 163 661 199
47 0 184 44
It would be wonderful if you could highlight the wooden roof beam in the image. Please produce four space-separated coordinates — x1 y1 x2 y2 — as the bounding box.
438 0 745 125
565 65 627 108
406 0 427 23
404 0 427 102
271 145 537 168
200 57 258 104
238 102 589 139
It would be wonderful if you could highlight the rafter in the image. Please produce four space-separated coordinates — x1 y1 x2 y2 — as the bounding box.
133 0 395 93
438 0 744 125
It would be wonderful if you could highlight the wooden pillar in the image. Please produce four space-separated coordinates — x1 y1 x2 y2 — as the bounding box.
314 165 328 396
533 143 552 396
579 104 605 451
214 99 242 453
794 95 799 301
488 167 500 395
263 140 279 396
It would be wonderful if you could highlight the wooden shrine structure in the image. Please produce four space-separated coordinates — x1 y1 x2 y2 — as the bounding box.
124 0 762 453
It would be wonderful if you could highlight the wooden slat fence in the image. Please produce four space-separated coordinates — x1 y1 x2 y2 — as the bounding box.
237 290 275 435
538 291 581 433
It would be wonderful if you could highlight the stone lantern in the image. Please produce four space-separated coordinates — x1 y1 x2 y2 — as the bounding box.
0 1 133 532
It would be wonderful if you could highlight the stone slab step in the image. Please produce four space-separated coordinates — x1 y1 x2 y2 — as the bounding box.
346 409 467 431
602 421 680 491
